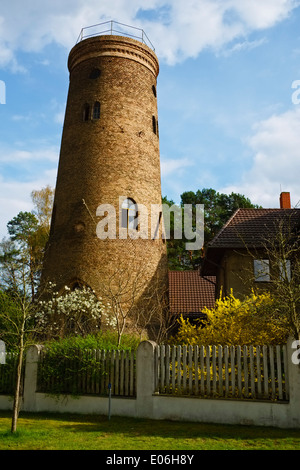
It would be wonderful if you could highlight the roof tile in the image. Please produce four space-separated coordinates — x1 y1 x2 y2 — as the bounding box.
168 271 215 315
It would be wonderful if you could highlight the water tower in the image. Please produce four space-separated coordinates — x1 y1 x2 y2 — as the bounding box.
41 22 168 331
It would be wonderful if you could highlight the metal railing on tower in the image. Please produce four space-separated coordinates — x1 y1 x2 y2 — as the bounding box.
76 20 155 51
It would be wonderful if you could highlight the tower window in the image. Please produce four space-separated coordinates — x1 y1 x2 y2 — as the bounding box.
152 85 157 97
93 101 101 120
121 198 138 230
83 103 90 122
152 116 157 134
89 68 101 79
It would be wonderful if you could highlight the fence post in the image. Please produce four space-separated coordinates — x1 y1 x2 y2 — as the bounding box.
287 337 300 426
23 345 43 412
136 340 157 419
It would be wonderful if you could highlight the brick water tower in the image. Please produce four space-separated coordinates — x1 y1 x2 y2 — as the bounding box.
41 22 168 331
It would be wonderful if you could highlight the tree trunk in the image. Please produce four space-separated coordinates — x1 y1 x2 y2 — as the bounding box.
11 345 24 433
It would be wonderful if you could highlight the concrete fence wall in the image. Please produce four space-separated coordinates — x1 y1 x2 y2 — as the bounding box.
0 338 300 428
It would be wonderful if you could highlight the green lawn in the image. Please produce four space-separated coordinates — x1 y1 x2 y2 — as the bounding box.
0 411 300 450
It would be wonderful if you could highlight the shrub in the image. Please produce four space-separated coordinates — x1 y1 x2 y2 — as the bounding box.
172 290 289 346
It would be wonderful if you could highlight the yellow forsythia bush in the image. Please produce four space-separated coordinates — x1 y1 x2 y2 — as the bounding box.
173 290 289 346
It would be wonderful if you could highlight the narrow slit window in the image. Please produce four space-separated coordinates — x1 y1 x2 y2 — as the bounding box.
152 115 157 134
93 101 100 120
152 85 157 97
83 103 90 121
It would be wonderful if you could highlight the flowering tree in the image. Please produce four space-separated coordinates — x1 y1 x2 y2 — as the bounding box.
36 283 115 339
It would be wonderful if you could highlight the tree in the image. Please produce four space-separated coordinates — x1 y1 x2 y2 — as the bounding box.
181 188 261 245
0 262 46 432
35 283 114 340
161 196 188 271
250 214 300 341
5 211 46 301
97 263 173 345
0 186 54 433
31 185 54 234
1 186 54 300
165 189 260 270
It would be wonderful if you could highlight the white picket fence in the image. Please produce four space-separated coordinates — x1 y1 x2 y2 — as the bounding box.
155 344 289 401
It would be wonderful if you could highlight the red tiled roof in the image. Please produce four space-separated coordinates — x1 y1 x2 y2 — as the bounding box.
201 208 300 276
168 271 216 315
208 208 300 248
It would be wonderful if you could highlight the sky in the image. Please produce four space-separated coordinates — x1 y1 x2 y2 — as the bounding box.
1 0 300 240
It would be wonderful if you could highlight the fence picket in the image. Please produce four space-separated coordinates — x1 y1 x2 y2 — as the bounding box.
177 345 182 394
249 346 255 398
283 345 289 400
194 346 199 396
243 346 249 398
212 345 217 397
218 346 223 396
188 346 193 393
237 346 242 397
206 346 210 396
276 345 283 400
230 346 235 398
200 346 205 396
224 346 229 397
171 346 176 393
263 345 269 398
166 346 170 394
269 346 276 399
256 346 262 398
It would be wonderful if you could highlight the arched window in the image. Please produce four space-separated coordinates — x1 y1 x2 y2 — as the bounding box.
121 198 138 230
83 103 90 122
93 101 100 120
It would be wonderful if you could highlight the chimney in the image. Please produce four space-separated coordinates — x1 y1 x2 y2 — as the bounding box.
280 192 291 209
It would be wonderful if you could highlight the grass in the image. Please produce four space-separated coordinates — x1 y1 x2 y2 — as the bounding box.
0 411 300 450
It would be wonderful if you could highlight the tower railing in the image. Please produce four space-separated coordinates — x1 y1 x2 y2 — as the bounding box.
76 20 155 51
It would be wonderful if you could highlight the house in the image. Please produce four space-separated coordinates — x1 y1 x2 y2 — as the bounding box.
168 271 216 323
200 192 300 300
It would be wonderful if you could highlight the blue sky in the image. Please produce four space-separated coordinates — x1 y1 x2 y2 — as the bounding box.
1 0 300 239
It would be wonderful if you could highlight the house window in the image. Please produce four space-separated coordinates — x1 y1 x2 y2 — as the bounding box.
279 259 291 282
254 259 270 282
83 103 90 121
121 198 138 230
93 101 100 120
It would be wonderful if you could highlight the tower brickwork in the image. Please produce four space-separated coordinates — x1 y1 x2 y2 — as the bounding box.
41 34 168 320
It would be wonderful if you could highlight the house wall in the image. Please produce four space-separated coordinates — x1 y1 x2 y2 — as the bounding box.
216 249 273 299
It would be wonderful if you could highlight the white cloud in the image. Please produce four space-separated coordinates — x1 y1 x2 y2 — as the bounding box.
161 157 192 177
220 106 300 208
0 0 299 68
220 38 267 57
0 146 59 163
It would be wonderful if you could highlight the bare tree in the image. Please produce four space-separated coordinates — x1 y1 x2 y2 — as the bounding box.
239 212 300 341
263 217 300 340
0 257 45 433
98 263 173 345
